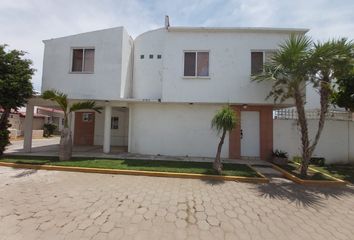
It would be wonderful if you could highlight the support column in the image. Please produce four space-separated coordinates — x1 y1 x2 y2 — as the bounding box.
23 104 34 152
128 106 132 152
103 105 112 153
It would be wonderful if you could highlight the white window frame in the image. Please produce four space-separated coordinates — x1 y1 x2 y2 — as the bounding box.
183 50 210 79
70 47 95 74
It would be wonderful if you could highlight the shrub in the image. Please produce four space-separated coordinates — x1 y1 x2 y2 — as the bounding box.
310 157 325 166
293 156 302 163
0 128 10 155
292 156 325 166
43 123 57 137
272 149 288 158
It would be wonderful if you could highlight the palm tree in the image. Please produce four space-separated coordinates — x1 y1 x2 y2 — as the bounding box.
211 106 237 174
253 35 353 177
42 90 102 160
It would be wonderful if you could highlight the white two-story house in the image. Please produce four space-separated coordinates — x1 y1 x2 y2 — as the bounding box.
24 20 308 160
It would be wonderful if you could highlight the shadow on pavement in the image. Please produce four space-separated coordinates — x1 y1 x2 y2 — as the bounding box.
253 181 354 209
200 179 226 185
12 169 38 178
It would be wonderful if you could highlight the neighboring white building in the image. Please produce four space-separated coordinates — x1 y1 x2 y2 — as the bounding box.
0 108 48 139
24 20 308 160
36 107 65 132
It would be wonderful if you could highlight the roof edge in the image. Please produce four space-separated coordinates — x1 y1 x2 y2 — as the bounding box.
167 26 309 34
42 26 125 44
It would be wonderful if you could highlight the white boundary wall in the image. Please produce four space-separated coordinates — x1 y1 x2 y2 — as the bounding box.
274 119 354 164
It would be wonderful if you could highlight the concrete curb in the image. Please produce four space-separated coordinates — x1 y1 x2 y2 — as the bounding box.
0 161 269 184
271 163 347 186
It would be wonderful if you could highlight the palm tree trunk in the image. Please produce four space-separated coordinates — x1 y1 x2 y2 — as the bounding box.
59 128 72 161
59 113 72 161
213 129 226 175
297 78 331 177
294 86 310 177
309 77 330 153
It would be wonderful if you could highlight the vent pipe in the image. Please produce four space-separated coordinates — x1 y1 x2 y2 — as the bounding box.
165 15 170 29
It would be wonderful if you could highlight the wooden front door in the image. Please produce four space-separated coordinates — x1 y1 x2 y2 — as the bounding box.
74 112 95 145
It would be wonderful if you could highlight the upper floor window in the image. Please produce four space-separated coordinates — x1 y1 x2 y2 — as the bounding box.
251 52 264 74
184 51 209 77
251 51 275 75
72 48 95 73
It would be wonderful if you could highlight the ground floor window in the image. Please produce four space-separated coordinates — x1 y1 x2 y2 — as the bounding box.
111 116 119 129
82 113 93 122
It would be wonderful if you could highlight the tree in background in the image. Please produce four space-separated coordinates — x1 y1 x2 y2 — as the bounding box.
211 106 237 174
0 45 34 156
254 35 353 177
42 90 102 160
332 69 354 111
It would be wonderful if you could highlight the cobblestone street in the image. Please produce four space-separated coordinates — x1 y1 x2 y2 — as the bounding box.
1 167 354 240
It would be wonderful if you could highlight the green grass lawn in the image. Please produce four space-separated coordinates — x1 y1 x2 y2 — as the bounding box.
275 162 335 181
310 164 354 184
0 157 261 177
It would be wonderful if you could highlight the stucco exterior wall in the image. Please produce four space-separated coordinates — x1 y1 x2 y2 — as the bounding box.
8 114 44 131
133 29 165 100
162 31 295 104
94 108 129 146
132 28 300 105
42 27 131 100
129 103 229 158
41 26 304 106
274 119 354 164
120 29 134 98
32 118 45 130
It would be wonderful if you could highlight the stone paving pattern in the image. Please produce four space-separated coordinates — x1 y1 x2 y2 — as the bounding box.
1 167 354 240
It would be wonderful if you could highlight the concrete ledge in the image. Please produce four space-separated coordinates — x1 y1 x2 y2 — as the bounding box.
271 163 346 186
0 161 269 184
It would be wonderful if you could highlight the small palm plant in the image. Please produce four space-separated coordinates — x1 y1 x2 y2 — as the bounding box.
211 106 237 174
42 90 102 160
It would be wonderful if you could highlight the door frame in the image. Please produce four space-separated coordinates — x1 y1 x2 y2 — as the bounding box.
229 105 273 160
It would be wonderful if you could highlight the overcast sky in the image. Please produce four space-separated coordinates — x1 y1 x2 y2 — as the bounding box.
1 0 354 94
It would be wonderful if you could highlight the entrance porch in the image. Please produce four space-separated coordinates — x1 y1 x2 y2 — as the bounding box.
21 97 130 154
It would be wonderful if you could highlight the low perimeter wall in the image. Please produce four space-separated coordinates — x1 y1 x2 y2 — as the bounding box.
274 119 354 164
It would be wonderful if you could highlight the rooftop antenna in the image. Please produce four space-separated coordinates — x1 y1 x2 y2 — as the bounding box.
165 15 170 29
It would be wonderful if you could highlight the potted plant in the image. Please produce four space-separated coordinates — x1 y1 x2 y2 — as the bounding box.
272 150 288 165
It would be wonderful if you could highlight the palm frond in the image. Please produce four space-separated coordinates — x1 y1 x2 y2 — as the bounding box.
69 101 102 113
41 90 68 112
211 107 237 134
252 34 312 103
